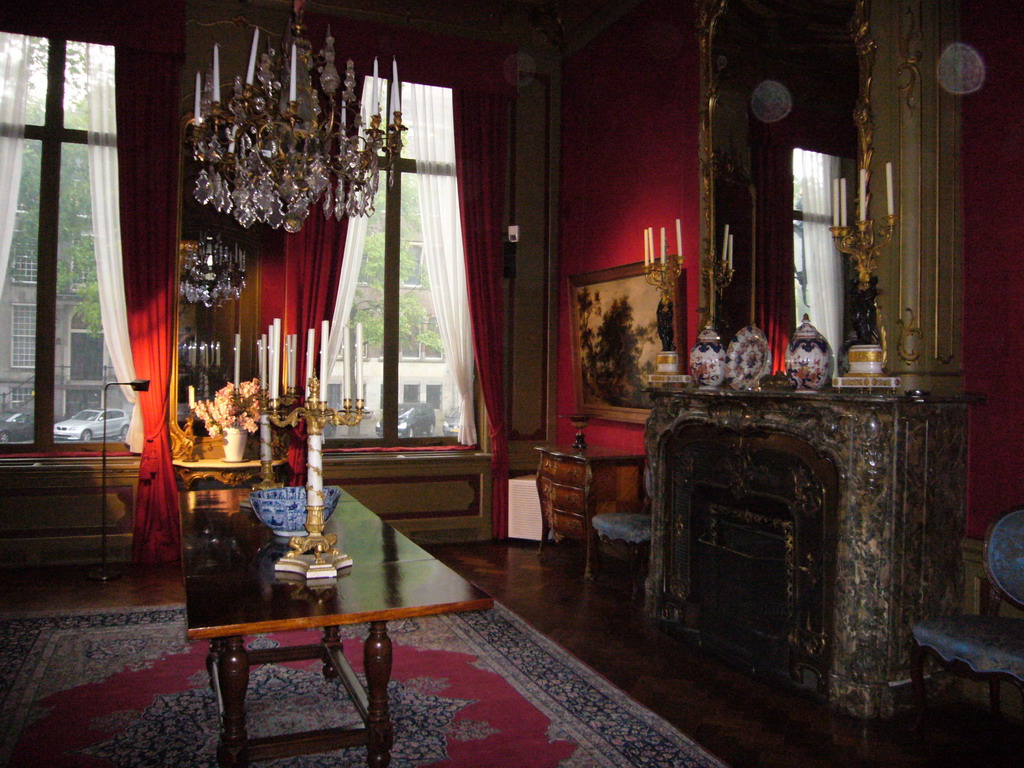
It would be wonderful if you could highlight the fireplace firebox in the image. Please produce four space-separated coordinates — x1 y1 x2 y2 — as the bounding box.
664 427 837 693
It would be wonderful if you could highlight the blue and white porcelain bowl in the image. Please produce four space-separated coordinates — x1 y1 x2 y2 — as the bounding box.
249 485 343 537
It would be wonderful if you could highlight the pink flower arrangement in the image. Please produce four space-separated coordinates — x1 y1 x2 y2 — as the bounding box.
193 378 261 436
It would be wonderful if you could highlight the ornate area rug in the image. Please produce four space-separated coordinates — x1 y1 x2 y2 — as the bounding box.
0 603 727 768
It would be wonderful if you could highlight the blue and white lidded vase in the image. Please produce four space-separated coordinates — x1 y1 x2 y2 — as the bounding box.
689 324 726 389
785 315 832 391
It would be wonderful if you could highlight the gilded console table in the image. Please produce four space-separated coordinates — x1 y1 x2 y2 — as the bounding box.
643 387 976 718
173 458 286 490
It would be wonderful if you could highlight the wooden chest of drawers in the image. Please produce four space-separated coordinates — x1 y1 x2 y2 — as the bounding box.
535 445 645 579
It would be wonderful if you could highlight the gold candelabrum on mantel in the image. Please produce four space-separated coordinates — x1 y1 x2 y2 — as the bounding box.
265 375 366 579
829 163 899 379
643 222 685 366
829 214 898 291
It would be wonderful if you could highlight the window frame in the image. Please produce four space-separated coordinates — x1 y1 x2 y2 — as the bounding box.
1 37 103 451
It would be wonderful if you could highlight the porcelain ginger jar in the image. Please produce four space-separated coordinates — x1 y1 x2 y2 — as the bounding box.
689 324 726 389
785 316 832 391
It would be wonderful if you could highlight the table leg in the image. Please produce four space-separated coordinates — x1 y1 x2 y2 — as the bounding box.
215 635 250 768
322 625 341 679
364 621 393 768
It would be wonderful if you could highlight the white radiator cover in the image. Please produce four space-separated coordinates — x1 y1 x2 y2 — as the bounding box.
508 475 543 541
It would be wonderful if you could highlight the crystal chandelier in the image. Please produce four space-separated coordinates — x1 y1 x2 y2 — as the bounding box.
179 232 247 308
187 10 405 233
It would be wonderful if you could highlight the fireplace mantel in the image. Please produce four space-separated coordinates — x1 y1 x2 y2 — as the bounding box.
644 387 976 718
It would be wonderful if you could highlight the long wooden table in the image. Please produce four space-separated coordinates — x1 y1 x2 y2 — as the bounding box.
180 488 493 768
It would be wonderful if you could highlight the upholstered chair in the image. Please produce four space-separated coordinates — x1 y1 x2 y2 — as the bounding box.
592 512 652 600
910 506 1024 720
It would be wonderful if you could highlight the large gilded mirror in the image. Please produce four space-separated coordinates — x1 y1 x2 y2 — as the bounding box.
699 0 864 359
170 117 271 461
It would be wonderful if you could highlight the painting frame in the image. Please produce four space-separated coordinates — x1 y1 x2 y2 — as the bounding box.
569 262 666 424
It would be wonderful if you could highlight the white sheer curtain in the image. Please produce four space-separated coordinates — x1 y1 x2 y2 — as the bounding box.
326 77 373 393
86 43 144 451
795 148 843 355
0 33 30 306
404 82 476 444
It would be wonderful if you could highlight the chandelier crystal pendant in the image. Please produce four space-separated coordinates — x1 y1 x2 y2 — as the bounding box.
179 232 247 308
188 11 405 233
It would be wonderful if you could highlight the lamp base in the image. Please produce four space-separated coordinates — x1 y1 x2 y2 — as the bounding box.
274 551 353 580
87 565 123 582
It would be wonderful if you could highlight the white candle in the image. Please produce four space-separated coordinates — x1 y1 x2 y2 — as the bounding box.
728 234 734 269
258 337 266 386
643 229 649 266
233 333 240 386
343 324 352 402
289 44 297 103
675 218 682 260
271 318 281 400
722 224 730 263
188 386 195 410
859 167 867 222
320 319 330 390
391 57 400 113
886 161 895 216
212 45 220 102
660 227 666 261
215 341 221 367
372 57 379 114
832 178 840 226
355 323 364 401
288 334 298 390
245 28 259 85
305 328 315 398
194 71 202 124
840 178 848 227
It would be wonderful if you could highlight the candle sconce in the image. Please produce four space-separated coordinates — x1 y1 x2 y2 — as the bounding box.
712 256 734 302
266 375 366 579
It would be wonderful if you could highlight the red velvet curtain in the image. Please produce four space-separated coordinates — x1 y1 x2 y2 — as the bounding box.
454 92 510 539
752 136 796 370
116 48 182 563
281 212 348 485
750 109 856 369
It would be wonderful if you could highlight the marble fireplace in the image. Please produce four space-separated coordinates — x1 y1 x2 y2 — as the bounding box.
644 387 973 718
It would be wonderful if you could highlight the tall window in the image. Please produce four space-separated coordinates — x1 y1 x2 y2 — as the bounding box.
0 35 128 446
792 147 845 355
329 81 475 446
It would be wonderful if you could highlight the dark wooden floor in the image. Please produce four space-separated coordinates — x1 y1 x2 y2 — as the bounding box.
1 539 1022 767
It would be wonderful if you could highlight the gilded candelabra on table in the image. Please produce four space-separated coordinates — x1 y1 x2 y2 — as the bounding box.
266 376 366 579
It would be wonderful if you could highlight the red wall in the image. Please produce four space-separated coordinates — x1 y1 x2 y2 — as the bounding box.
557 0 699 450
962 0 1024 538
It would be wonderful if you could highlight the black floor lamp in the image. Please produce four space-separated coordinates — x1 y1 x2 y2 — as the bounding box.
88 378 150 582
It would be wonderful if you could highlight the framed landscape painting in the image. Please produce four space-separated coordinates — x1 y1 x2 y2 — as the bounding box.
569 262 662 423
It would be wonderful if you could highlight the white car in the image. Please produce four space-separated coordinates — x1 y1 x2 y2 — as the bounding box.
53 408 130 442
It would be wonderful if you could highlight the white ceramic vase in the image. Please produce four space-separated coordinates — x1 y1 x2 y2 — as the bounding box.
222 427 248 462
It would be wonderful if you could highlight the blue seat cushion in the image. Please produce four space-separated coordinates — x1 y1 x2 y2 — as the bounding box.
913 615 1024 679
592 512 651 544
